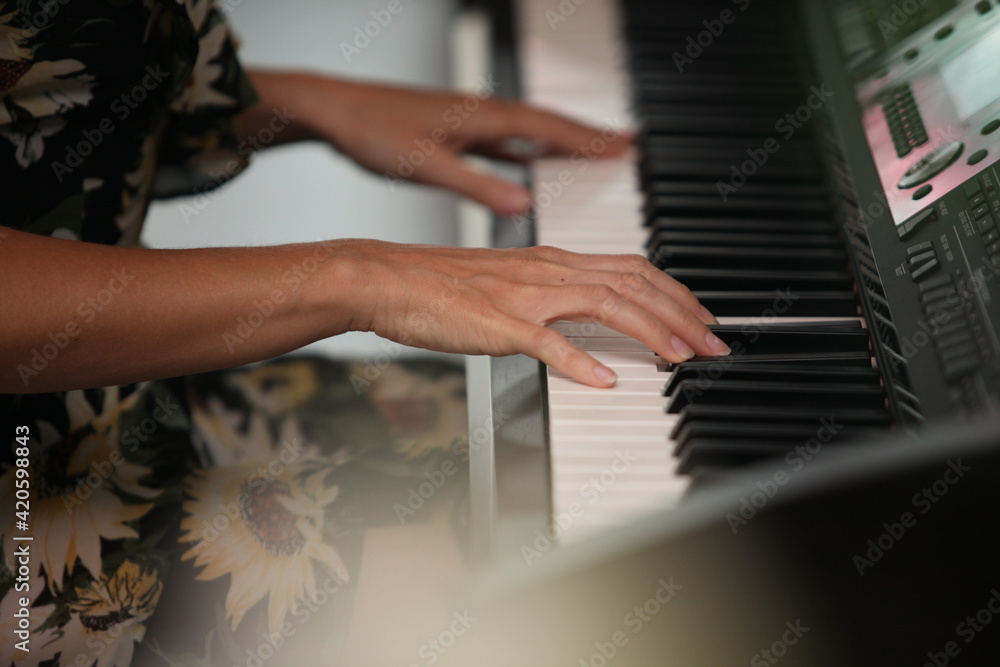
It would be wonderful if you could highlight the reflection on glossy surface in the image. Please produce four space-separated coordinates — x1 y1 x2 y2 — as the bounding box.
0 357 469 667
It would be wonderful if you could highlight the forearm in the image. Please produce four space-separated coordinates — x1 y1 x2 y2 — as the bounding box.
237 69 349 149
1 228 357 393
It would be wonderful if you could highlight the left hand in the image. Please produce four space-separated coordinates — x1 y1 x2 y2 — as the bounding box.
241 71 633 215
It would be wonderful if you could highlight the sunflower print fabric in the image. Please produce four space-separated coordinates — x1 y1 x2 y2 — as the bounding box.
0 2 470 665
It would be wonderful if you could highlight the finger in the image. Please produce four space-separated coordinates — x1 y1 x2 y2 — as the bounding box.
415 151 532 215
506 318 619 388
489 280 712 363
518 282 722 363
528 248 719 325
473 99 634 160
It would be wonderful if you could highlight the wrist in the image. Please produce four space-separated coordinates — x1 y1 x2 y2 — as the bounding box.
300 238 382 338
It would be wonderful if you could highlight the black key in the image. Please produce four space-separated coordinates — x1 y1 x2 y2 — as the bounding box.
673 422 881 458
705 320 862 331
666 380 886 413
677 441 799 474
647 217 834 235
669 404 891 440
646 181 827 200
650 245 846 271
663 363 881 397
659 351 875 372
665 268 853 292
647 230 842 249
693 291 860 317
707 328 871 355
644 196 830 220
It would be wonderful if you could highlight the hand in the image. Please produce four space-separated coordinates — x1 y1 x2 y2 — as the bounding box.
331 241 730 387
248 72 632 215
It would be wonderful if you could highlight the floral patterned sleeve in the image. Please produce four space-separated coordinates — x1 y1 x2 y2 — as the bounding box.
0 0 257 246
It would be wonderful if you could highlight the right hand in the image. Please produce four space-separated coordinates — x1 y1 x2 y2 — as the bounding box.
332 240 730 388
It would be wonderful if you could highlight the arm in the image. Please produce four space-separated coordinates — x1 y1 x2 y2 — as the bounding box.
235 69 632 215
0 229 727 394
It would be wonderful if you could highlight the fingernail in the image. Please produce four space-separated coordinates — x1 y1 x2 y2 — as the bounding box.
593 364 617 385
706 332 732 356
671 335 696 360
699 306 719 325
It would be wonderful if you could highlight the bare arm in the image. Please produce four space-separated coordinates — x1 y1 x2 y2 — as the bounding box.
236 69 633 215
1 229 728 394
1 72 728 393
0 228 354 393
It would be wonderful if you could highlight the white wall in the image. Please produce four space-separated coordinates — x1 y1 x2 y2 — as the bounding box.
141 0 461 359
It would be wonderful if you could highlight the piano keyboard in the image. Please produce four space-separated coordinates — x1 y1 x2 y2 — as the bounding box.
518 0 891 541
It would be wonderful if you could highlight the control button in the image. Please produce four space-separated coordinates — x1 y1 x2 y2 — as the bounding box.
909 250 937 267
935 319 969 337
904 48 920 61
971 193 987 208
984 230 999 245
924 296 952 313
989 242 1000 255
968 149 989 166
937 331 974 348
917 272 953 293
943 355 981 381
911 258 940 280
974 203 991 219
921 285 955 303
976 0 993 13
978 215 996 233
898 141 965 189
934 25 954 40
982 119 1000 135
898 207 938 239
965 180 983 197
914 184 934 200
936 306 965 323
906 241 934 257
940 342 980 363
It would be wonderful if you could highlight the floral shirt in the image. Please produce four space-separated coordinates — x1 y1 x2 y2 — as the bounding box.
0 3 470 666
